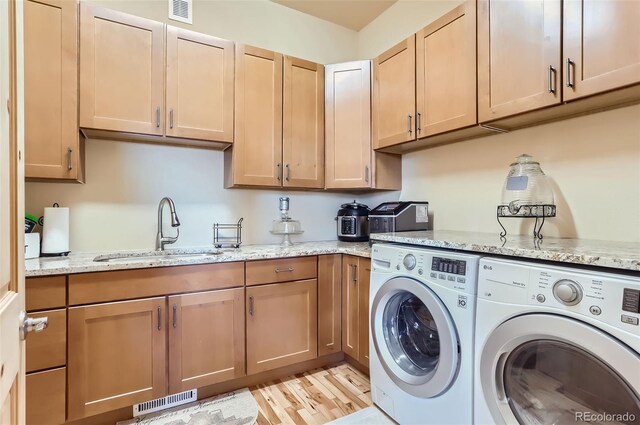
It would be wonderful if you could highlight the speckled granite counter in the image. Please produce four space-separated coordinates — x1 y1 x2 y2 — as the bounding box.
25 241 371 277
370 230 640 272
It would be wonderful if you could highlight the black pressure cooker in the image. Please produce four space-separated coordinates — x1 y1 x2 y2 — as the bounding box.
336 201 370 242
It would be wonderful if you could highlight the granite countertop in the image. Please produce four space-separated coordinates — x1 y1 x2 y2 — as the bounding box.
370 230 640 272
25 241 371 277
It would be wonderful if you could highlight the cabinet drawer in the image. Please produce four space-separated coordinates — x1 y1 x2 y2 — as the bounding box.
26 276 66 311
246 256 317 286
26 309 66 373
69 262 244 305
26 367 66 425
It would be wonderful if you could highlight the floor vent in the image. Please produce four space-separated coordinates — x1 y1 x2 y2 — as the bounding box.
133 389 197 417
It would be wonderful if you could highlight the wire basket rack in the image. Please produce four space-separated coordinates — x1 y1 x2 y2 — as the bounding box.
497 204 556 240
213 218 243 248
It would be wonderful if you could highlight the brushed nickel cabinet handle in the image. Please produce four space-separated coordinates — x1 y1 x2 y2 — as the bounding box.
169 109 174 129
407 114 413 134
277 163 281 181
416 112 422 134
67 147 73 170
157 307 161 331
249 296 254 316
172 305 177 328
365 166 369 184
156 106 160 128
285 164 290 181
275 267 294 273
566 58 574 88
548 65 556 93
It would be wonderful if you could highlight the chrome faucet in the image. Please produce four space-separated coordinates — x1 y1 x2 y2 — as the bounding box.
156 197 180 251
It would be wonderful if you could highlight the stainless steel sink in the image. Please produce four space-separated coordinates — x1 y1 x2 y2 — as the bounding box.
93 250 222 263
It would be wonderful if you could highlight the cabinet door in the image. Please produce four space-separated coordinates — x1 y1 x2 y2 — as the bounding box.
416 1 476 137
283 56 324 188
24 0 78 180
325 61 372 189
357 258 371 368
564 0 640 100
246 280 317 374
79 4 165 135
318 255 342 356
478 0 561 121
373 35 416 149
341 255 359 359
68 298 167 420
168 288 245 394
166 27 234 142
228 45 282 187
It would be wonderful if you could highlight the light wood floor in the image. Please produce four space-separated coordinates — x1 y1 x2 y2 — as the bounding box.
250 362 372 425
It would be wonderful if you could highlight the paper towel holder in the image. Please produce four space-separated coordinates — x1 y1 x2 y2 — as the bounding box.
40 203 71 257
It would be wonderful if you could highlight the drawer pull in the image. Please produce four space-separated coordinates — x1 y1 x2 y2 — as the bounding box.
157 307 161 331
275 267 294 273
172 305 177 328
249 296 254 316
351 264 358 283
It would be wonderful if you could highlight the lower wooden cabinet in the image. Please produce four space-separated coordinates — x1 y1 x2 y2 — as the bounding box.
67 298 167 420
342 255 371 368
246 279 318 374
168 289 245 393
26 367 66 425
318 254 342 356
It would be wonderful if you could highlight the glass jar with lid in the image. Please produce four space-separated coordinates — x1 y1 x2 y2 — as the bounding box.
501 154 554 213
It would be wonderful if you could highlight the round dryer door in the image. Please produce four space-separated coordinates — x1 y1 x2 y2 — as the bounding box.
371 277 460 398
480 314 640 425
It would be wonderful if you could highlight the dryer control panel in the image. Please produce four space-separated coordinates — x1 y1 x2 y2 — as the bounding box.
478 258 640 334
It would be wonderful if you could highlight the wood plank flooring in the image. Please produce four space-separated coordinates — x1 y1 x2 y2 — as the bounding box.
250 362 372 425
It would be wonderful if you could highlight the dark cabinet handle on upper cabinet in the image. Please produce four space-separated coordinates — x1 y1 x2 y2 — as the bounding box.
285 164 290 181
156 107 160 128
277 163 281 181
416 112 422 134
548 65 556 94
365 166 370 184
169 109 174 129
407 114 413 134
67 147 73 170
566 58 575 88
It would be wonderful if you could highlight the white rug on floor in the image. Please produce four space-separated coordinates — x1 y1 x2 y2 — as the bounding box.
116 388 258 425
327 406 397 425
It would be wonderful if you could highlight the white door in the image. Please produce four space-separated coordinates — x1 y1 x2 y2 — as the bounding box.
370 277 460 398
0 0 26 423
479 314 640 424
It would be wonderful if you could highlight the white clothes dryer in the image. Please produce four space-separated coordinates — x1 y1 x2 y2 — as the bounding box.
370 243 481 424
474 257 640 425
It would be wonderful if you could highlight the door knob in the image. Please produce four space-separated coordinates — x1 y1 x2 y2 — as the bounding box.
19 311 48 341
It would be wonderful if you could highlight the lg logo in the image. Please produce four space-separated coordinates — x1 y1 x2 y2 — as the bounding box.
483 265 493 270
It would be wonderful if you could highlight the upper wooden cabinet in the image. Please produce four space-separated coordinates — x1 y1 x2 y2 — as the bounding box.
166 27 234 142
373 35 416 149
563 0 640 101
478 0 562 122
226 45 283 187
246 279 318 374
325 61 401 190
68 298 167 420
24 0 81 181
80 4 165 136
226 49 325 189
416 1 476 137
168 289 245 394
283 56 325 189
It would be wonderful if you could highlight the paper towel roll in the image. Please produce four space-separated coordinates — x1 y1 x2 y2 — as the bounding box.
41 206 70 255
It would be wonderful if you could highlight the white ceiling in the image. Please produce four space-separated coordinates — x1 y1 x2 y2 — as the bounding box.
271 0 397 31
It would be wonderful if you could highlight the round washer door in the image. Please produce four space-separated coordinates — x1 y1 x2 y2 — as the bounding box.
371 277 460 398
480 314 640 425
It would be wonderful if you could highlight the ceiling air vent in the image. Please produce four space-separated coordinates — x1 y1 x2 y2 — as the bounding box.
169 0 192 24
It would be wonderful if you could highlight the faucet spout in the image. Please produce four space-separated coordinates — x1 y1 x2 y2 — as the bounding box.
156 197 180 251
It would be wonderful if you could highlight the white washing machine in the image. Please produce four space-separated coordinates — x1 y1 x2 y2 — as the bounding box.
370 243 481 424
474 257 640 425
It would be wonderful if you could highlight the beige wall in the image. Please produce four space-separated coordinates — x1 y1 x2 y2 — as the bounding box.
402 105 640 242
85 0 359 64
357 0 464 59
